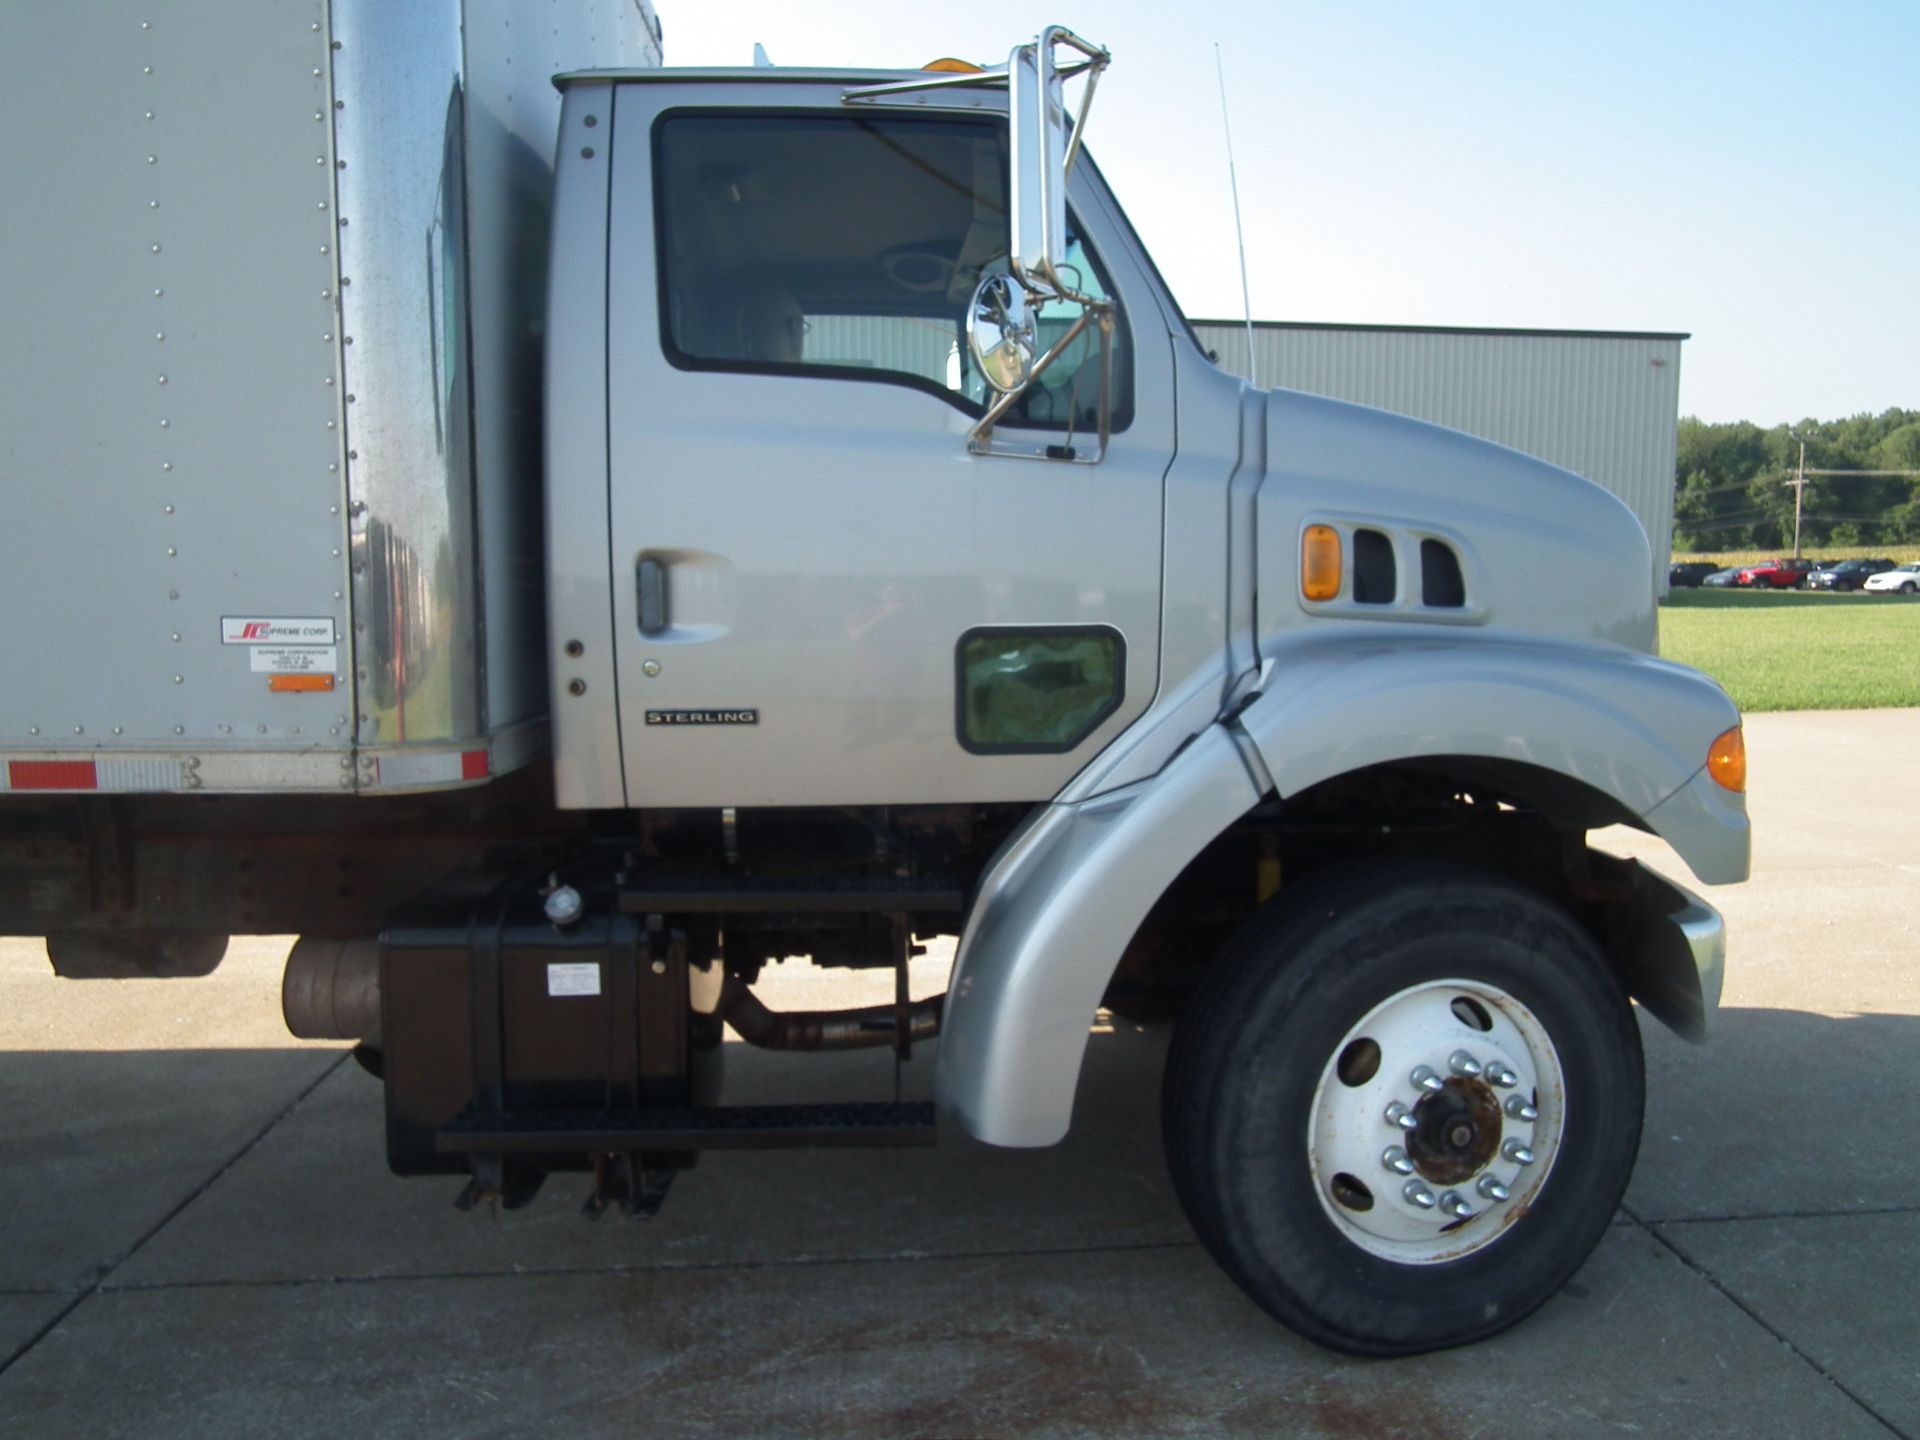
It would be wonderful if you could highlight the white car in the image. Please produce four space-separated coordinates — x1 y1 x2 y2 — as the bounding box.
1864 562 1920 594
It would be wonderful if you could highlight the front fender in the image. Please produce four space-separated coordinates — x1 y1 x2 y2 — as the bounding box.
939 633 1748 1149
937 724 1263 1147
1235 632 1750 887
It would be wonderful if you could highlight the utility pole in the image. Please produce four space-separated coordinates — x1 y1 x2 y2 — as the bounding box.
1785 426 1812 558
1781 418 1920 557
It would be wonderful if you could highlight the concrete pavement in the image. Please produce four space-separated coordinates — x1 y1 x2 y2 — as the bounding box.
1 709 1917 1438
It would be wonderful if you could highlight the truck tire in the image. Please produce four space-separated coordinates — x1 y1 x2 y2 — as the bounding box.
1162 860 1642 1356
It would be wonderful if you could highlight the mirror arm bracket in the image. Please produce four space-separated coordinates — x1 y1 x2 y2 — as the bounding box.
1043 27 1110 180
967 300 1114 464
840 51 1103 107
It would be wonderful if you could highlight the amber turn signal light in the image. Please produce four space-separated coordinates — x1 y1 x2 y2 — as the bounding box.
1301 525 1342 602
1707 725 1746 793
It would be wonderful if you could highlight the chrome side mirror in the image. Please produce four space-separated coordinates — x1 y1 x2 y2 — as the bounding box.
839 28 1112 461
1009 26 1107 298
967 273 1038 394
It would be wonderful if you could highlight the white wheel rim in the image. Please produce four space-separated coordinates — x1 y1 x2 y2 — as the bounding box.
1307 978 1566 1265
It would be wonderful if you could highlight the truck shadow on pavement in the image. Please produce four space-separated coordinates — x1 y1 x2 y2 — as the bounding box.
1 1007 1914 1437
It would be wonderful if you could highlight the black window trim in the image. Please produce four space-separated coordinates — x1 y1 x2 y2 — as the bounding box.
650 105 1135 434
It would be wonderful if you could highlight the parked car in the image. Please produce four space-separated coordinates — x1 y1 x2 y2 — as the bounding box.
1864 562 1920 594
1736 557 1820 588
1700 567 1745 588
1669 561 1720 587
1807 558 1897 591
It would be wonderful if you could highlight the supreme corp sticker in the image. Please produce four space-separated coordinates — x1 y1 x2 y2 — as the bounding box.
221 617 337 645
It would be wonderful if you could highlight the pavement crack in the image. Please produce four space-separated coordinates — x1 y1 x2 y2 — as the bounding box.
0 1051 350 1382
1644 1204 1920 1226
95 1236 1204 1296
1624 1202 1914 1440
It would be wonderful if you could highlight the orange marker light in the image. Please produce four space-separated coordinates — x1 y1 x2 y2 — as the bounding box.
269 673 335 693
1301 525 1342 602
1707 725 1746 793
922 57 983 73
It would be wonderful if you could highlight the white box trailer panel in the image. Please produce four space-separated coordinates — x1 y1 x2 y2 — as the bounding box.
0 0 659 795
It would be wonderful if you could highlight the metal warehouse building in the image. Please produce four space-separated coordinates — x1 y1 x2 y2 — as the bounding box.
1192 321 1687 590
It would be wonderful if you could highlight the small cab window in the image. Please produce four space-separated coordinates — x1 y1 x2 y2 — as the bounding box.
956 627 1124 753
654 111 1127 430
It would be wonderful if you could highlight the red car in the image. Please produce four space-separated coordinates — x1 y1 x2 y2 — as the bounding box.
1736 557 1818 588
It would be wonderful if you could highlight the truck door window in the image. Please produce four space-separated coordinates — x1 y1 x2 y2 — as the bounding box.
654 111 1129 429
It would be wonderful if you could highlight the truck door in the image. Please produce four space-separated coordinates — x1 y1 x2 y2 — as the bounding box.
604 90 1173 807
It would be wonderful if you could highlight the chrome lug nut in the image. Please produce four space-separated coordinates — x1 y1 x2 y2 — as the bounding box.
1410 1065 1445 1093
1485 1062 1518 1088
1385 1101 1418 1130
1382 1146 1415 1176
1477 1176 1511 1202
1503 1140 1535 1165
1402 1180 1437 1210
1448 1049 1482 1078
1505 1097 1538 1123
1439 1191 1475 1220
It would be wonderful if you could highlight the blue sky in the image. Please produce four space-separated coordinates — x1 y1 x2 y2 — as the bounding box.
662 2 1917 425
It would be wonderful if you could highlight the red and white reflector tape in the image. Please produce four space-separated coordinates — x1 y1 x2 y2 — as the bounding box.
371 748 491 789
4 758 186 792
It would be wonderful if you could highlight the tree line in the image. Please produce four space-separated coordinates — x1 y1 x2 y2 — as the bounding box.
1673 408 1920 552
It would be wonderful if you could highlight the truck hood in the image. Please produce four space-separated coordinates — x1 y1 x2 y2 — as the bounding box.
1254 386 1658 657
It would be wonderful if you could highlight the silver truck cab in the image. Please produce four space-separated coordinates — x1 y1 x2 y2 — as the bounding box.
535 36 1745 1355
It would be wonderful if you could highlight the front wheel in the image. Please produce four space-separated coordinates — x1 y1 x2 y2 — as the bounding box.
1903 582 1917 595
1163 862 1642 1355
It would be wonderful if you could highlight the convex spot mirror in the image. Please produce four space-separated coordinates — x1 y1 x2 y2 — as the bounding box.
967 273 1038 394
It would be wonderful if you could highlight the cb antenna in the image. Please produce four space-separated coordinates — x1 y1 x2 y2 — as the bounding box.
1214 43 1257 387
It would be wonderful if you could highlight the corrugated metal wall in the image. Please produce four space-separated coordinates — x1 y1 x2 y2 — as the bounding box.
1194 322 1685 588
806 316 957 385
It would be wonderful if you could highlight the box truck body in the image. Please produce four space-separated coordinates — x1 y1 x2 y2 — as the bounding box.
0 0 660 795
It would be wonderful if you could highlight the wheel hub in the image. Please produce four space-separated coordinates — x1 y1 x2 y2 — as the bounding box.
1408 1077 1502 1185
1307 979 1566 1265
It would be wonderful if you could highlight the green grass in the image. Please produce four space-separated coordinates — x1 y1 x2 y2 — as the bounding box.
1658 588 1920 712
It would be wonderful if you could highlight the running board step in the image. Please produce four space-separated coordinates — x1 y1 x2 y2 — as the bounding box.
438 1101 937 1154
